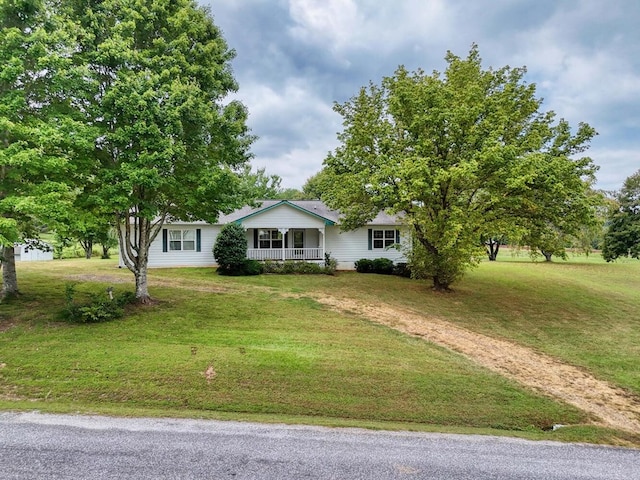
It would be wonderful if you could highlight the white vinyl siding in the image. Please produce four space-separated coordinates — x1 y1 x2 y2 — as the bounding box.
240 203 326 230
132 224 221 268
128 202 407 270
325 225 406 270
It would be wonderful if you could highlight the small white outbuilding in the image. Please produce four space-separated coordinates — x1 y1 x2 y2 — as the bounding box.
14 243 54 262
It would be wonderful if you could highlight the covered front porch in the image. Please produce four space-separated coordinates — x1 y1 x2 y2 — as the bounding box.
246 227 325 262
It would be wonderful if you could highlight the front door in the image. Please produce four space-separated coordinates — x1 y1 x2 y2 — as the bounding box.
292 230 304 249
289 230 305 259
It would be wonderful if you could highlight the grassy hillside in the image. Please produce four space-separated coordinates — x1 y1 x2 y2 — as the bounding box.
1 254 639 446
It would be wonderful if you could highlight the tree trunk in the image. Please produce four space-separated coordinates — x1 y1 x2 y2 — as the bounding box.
117 214 161 304
134 263 152 304
101 244 110 259
1 245 19 300
432 275 451 292
541 250 553 262
81 240 93 259
486 238 500 261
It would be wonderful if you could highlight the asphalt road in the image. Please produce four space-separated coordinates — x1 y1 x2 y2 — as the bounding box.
1 412 638 479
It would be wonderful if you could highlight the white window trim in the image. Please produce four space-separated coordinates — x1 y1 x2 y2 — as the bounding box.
372 229 396 250
169 229 196 251
258 229 283 249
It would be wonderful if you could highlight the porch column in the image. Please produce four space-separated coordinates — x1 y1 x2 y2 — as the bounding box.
319 227 325 260
279 228 289 261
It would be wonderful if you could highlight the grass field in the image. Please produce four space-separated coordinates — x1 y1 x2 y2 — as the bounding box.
1 253 639 446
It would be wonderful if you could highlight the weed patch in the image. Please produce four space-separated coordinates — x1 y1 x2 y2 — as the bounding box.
62 283 136 323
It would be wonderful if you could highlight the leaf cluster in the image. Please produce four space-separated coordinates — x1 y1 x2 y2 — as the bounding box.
261 259 336 275
0 0 89 244
603 170 640 261
64 0 255 225
323 45 598 288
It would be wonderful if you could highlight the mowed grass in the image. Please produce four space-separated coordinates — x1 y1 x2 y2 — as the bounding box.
1 255 639 446
295 251 640 398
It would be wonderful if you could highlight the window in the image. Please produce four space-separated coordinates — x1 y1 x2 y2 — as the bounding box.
373 229 396 249
292 230 304 249
169 229 195 251
258 229 282 249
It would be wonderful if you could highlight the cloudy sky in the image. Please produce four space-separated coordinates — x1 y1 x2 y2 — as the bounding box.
201 0 640 192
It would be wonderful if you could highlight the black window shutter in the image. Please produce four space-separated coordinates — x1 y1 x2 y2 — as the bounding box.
253 229 258 248
162 229 168 252
284 232 288 248
395 229 400 244
196 229 201 252
368 229 372 250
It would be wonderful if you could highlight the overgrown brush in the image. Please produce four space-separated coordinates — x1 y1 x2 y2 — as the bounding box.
63 283 135 323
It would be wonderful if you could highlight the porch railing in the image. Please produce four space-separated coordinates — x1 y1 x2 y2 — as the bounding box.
247 248 323 261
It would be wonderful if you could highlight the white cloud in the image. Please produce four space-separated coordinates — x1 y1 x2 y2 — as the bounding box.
492 2 640 139
589 147 640 191
207 0 640 191
238 78 341 187
287 0 453 60
288 0 361 52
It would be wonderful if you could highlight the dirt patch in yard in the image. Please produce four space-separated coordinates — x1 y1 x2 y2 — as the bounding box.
64 275 230 294
65 274 133 284
312 294 640 434
0 320 17 333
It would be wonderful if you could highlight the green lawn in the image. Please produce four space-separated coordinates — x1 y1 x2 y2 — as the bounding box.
313 253 640 398
1 255 639 446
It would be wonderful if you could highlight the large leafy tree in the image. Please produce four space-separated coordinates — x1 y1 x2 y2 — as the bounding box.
323 46 597 290
602 170 640 261
54 205 114 259
239 166 282 200
0 0 85 300
521 183 603 262
65 0 254 302
301 170 331 200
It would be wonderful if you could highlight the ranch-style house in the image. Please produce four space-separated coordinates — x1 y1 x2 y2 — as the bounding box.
129 200 407 270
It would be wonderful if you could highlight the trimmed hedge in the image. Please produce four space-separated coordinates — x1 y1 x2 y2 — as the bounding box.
218 259 263 276
262 260 334 275
213 223 249 275
355 258 411 277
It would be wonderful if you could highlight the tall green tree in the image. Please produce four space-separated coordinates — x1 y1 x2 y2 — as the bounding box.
602 170 640 261
301 170 331 200
323 46 597 290
522 184 603 261
239 166 282 199
66 0 254 302
0 0 84 300
54 205 114 259
274 188 304 200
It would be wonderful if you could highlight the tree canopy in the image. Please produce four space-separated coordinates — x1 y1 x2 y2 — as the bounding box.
0 0 88 300
322 45 598 290
602 170 640 261
62 0 254 302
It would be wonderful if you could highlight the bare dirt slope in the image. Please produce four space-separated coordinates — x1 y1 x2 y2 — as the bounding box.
312 294 640 433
